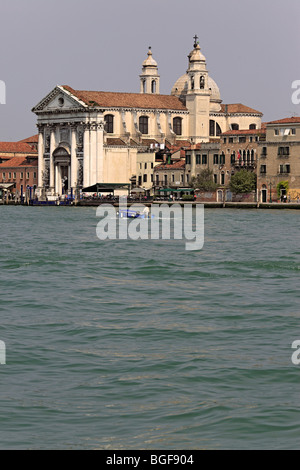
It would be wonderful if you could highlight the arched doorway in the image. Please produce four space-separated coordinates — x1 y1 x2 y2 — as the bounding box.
261 184 267 203
53 145 71 196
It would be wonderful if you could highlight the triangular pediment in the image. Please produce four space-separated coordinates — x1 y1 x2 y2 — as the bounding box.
32 85 87 113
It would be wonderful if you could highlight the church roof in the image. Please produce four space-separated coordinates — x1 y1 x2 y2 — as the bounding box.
220 103 262 115
0 156 37 168
0 142 38 154
62 86 187 111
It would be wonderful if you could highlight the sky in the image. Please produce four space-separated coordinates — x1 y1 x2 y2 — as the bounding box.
0 0 299 141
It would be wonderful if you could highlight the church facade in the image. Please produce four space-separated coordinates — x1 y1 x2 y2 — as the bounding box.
32 38 262 198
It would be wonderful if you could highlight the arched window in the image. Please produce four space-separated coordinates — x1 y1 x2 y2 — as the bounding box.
249 123 256 130
142 79 146 93
231 123 239 130
104 114 114 134
200 76 205 89
247 150 250 162
173 117 182 136
151 80 156 94
209 120 215 137
216 123 222 136
251 149 254 162
139 116 149 135
191 75 195 90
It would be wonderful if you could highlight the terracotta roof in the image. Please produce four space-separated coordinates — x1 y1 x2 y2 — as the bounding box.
105 138 127 146
154 159 186 170
222 127 266 136
220 103 263 115
62 85 188 111
0 142 37 154
0 156 38 168
19 134 39 143
266 116 300 125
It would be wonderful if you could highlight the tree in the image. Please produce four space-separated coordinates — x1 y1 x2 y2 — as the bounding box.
190 169 218 191
229 169 256 194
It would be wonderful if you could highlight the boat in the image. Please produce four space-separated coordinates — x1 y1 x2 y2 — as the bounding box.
117 209 153 219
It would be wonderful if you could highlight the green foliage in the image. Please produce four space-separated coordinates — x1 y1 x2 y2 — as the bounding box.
277 181 289 198
182 195 194 201
229 169 256 194
190 169 218 191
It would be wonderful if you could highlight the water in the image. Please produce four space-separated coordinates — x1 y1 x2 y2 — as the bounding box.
0 205 299 449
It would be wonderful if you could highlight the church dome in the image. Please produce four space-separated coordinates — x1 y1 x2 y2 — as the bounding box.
171 73 221 102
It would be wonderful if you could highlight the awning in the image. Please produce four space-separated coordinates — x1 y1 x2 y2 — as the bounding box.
131 188 146 193
82 183 131 193
158 188 194 192
0 183 15 190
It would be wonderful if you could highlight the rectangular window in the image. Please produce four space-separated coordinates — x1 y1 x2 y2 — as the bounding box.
186 155 191 165
20 172 23 179
249 137 253 143
156 174 159 185
202 154 207 165
275 129 279 136
279 164 290 174
221 173 225 185
13 172 16 179
172 174 175 183
186 174 189 183
138 176 142 186
27 172 30 179
213 154 219 165
181 174 184 183
229 137 234 143
230 154 235 164
278 147 290 156
214 174 217 184
34 172 37 179
261 147 267 156
143 174 147 183
223 138 227 143
239 137 246 143
2 172 5 179
260 165 267 174
144 163 147 169
151 162 154 169
8 172 11 179
292 128 296 135
219 154 225 165
196 154 201 165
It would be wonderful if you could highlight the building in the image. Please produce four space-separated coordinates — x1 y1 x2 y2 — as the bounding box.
0 140 38 197
257 117 300 202
32 37 262 199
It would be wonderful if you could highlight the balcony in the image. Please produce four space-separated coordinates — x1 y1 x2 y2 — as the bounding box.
231 160 256 169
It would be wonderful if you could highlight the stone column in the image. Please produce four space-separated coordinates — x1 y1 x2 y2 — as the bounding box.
96 121 104 184
37 124 44 192
49 125 56 194
90 122 97 187
70 124 77 191
83 123 90 188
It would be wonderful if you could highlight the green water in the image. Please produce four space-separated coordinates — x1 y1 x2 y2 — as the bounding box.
0 206 299 449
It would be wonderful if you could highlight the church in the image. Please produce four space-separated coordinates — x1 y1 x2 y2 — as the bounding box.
32 37 262 198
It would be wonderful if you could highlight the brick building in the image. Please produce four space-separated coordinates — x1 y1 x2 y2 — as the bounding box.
0 139 38 198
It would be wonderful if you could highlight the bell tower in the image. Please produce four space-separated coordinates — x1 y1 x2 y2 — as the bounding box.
140 47 160 94
185 36 210 142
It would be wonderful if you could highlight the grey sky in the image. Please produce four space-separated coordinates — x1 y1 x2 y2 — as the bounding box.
0 0 299 140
